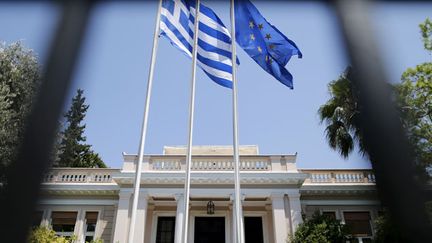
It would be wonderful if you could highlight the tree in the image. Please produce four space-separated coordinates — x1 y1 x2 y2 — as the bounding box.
393 18 432 176
420 18 432 52
56 89 106 168
318 67 365 159
373 212 407 243
289 211 350 243
319 18 432 175
0 41 40 184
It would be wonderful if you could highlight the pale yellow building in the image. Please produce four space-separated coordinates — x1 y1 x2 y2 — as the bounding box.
36 145 379 243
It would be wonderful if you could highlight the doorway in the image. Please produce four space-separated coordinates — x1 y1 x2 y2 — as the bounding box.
194 217 225 243
244 217 264 243
155 216 175 243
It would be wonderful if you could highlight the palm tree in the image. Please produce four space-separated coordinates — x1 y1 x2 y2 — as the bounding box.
318 67 366 158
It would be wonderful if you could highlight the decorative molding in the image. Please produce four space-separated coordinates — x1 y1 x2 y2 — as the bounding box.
300 185 376 196
301 199 381 206
113 172 309 186
38 199 118 205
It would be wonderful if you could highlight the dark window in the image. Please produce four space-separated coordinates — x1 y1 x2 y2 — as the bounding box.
156 217 176 243
51 211 77 233
194 217 225 243
322 211 337 220
343 212 372 236
244 217 264 243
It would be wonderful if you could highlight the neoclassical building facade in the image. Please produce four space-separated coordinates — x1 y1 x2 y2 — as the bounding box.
36 146 379 243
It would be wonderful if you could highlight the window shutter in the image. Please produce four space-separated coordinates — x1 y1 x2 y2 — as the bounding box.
85 212 98 224
51 212 78 225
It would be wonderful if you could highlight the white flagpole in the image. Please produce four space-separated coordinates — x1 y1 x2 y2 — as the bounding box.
230 0 244 243
182 0 200 243
128 0 162 242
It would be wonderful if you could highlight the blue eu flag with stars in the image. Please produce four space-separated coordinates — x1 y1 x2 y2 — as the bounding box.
235 0 302 89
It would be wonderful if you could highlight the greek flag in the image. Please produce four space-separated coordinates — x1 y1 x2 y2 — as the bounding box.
160 0 238 89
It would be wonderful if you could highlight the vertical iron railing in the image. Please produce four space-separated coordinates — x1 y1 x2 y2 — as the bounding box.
333 0 432 241
0 1 95 242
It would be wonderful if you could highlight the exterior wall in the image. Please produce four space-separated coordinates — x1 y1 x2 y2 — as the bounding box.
37 204 116 242
144 206 154 243
99 205 116 242
301 201 381 241
303 204 381 220
266 206 275 243
38 150 381 243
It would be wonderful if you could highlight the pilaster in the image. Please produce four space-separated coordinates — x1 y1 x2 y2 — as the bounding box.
271 193 288 243
174 193 185 243
134 192 148 243
287 192 303 232
113 190 131 243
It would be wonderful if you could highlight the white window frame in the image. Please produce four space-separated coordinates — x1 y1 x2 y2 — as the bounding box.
49 210 79 238
243 211 269 243
83 209 102 242
150 211 176 243
189 210 230 243
38 205 105 242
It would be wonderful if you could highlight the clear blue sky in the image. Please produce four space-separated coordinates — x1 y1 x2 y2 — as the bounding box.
1 1 431 169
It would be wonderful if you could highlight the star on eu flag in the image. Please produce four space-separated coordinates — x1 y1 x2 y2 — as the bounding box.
265 55 273 64
257 46 262 53
269 44 275 50
265 34 272 40
258 24 263 30
250 34 255 41
249 21 255 28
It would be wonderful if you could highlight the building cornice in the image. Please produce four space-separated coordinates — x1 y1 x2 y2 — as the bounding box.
300 184 377 196
40 184 119 196
113 171 309 186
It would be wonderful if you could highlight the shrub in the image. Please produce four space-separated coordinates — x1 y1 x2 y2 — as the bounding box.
28 226 75 243
289 211 350 243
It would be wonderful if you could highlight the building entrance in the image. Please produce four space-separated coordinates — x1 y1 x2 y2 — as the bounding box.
194 217 225 243
244 217 264 243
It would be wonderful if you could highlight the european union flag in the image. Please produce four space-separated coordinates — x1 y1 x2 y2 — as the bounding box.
235 0 302 89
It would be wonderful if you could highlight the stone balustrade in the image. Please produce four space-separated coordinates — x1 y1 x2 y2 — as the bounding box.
150 158 272 171
301 170 376 184
42 168 119 183
41 166 376 185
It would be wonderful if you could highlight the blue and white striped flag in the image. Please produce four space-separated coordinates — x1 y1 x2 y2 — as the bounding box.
160 0 238 89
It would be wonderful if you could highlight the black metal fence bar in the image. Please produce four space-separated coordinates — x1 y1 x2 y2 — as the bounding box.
333 0 432 241
0 1 94 242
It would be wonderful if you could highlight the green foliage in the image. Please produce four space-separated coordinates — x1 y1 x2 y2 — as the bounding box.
56 89 106 168
372 212 410 243
420 18 432 52
289 211 350 243
392 18 432 177
0 41 40 183
319 18 432 175
28 226 75 243
394 62 432 176
318 67 364 159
